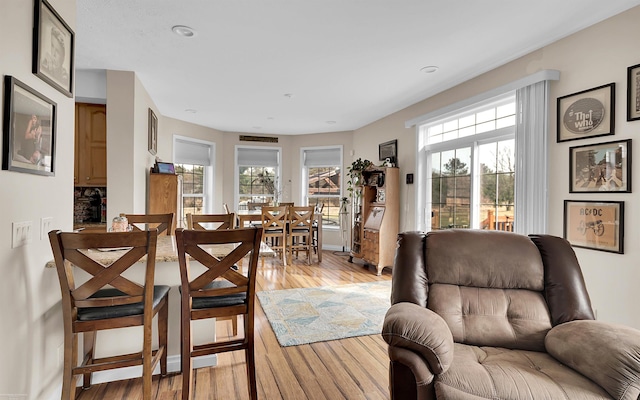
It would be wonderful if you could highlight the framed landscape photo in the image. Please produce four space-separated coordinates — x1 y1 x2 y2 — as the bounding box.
569 139 631 193
379 139 397 165
627 63 640 121
148 108 158 155
2 76 56 176
33 0 74 97
563 200 624 254
557 83 615 142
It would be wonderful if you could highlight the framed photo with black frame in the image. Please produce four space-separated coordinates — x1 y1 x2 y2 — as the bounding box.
563 200 624 254
569 139 631 193
32 0 74 97
627 63 640 121
379 139 397 166
557 83 615 142
2 76 56 176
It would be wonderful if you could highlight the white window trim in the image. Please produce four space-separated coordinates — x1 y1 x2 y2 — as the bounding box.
173 135 215 215
411 70 559 234
234 145 282 209
300 145 343 231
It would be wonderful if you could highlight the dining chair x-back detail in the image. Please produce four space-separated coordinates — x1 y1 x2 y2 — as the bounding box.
261 205 288 266
287 206 314 263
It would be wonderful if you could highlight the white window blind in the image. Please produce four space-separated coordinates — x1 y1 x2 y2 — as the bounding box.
303 147 341 167
237 147 279 167
175 138 212 166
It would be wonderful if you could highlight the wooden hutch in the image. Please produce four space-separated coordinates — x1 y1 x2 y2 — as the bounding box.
349 166 399 275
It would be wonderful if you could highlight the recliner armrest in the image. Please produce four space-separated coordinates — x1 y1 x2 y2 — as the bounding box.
545 320 640 400
382 302 454 374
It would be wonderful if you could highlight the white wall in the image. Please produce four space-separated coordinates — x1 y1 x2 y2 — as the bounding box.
0 1 76 399
353 6 640 329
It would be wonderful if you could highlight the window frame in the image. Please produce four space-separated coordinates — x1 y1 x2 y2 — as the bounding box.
301 145 343 230
235 145 282 210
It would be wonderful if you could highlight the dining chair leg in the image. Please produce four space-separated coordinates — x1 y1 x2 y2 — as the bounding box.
142 318 153 400
62 332 78 400
159 298 169 375
82 331 96 389
246 342 258 400
181 308 194 400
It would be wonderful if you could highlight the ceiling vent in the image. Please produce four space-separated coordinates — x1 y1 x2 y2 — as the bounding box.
239 135 278 143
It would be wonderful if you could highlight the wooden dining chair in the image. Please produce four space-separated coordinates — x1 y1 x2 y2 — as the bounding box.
287 206 314 263
312 202 324 255
187 213 235 231
48 229 169 400
278 202 294 208
126 213 175 235
261 205 288 266
175 227 263 400
222 203 231 214
186 212 239 335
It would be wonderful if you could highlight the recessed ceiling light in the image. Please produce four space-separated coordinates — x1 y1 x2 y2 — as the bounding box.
326 121 337 125
185 109 197 113
172 25 196 37
267 117 275 120
283 93 294 99
420 65 439 73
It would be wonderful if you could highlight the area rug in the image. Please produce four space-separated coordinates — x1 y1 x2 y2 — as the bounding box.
257 281 391 347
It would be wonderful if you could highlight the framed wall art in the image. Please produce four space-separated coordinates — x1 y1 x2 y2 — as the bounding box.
32 0 74 97
627 63 640 121
557 83 615 142
148 108 158 155
379 139 397 166
2 76 56 176
569 139 631 193
563 200 624 254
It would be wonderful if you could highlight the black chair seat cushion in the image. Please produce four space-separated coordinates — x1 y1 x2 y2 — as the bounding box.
77 285 171 321
291 227 310 233
179 280 247 309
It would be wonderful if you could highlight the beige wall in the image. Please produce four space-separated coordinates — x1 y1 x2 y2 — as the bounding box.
0 1 76 398
353 6 640 329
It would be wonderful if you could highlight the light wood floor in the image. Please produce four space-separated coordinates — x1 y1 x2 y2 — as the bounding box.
75 251 392 400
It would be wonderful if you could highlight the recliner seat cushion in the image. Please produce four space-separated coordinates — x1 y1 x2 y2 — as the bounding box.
435 343 610 400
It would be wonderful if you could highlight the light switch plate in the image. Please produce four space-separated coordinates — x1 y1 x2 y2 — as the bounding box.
41 217 53 240
12 221 33 248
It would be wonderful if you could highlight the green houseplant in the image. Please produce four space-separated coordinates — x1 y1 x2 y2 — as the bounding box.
347 158 372 198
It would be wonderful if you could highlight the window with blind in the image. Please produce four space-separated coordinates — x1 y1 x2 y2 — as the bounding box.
174 137 214 227
302 146 342 228
236 146 281 210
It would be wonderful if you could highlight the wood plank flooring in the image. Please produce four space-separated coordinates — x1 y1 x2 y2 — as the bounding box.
74 251 392 400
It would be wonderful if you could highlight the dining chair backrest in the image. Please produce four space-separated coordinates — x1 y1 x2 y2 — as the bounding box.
187 213 235 231
126 213 174 235
287 206 315 264
175 227 263 400
48 228 169 399
223 203 231 214
314 202 324 215
279 202 294 208
261 206 287 230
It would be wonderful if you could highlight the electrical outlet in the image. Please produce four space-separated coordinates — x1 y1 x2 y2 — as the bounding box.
40 217 53 240
11 221 32 248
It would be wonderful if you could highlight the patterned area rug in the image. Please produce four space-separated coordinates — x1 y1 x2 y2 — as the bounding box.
257 281 391 347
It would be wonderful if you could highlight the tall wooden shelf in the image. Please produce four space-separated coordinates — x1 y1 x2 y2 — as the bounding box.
349 166 399 275
148 173 182 234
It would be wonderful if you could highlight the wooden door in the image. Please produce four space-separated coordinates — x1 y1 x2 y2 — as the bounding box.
75 103 107 186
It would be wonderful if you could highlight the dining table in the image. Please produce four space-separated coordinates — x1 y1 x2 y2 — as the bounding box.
236 209 323 262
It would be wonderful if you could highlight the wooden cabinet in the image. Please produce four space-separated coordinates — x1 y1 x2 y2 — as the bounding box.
75 103 107 186
148 173 182 234
349 167 399 275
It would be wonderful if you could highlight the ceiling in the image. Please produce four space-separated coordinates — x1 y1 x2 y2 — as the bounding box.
75 1 640 135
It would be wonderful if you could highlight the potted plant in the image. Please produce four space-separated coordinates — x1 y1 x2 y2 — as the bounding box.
347 158 372 198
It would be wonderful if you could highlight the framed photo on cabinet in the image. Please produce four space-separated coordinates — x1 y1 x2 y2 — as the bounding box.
32 0 74 97
627 63 640 121
148 108 158 155
563 200 624 254
569 139 631 193
2 76 56 176
557 83 615 142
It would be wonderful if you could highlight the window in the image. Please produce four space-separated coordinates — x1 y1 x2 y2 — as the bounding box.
422 95 516 231
174 136 214 227
302 146 342 228
236 146 281 210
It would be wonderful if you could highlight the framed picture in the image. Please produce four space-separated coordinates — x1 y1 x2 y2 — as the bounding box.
148 108 158 155
569 139 631 193
627 63 640 121
2 76 56 176
379 139 397 165
563 200 624 254
557 83 615 142
32 0 74 97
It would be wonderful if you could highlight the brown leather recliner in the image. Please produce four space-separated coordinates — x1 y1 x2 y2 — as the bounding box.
383 229 640 400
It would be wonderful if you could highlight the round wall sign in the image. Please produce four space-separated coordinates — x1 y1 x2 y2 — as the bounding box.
563 97 605 134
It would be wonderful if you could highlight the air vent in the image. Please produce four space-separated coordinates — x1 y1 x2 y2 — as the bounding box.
239 135 278 143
